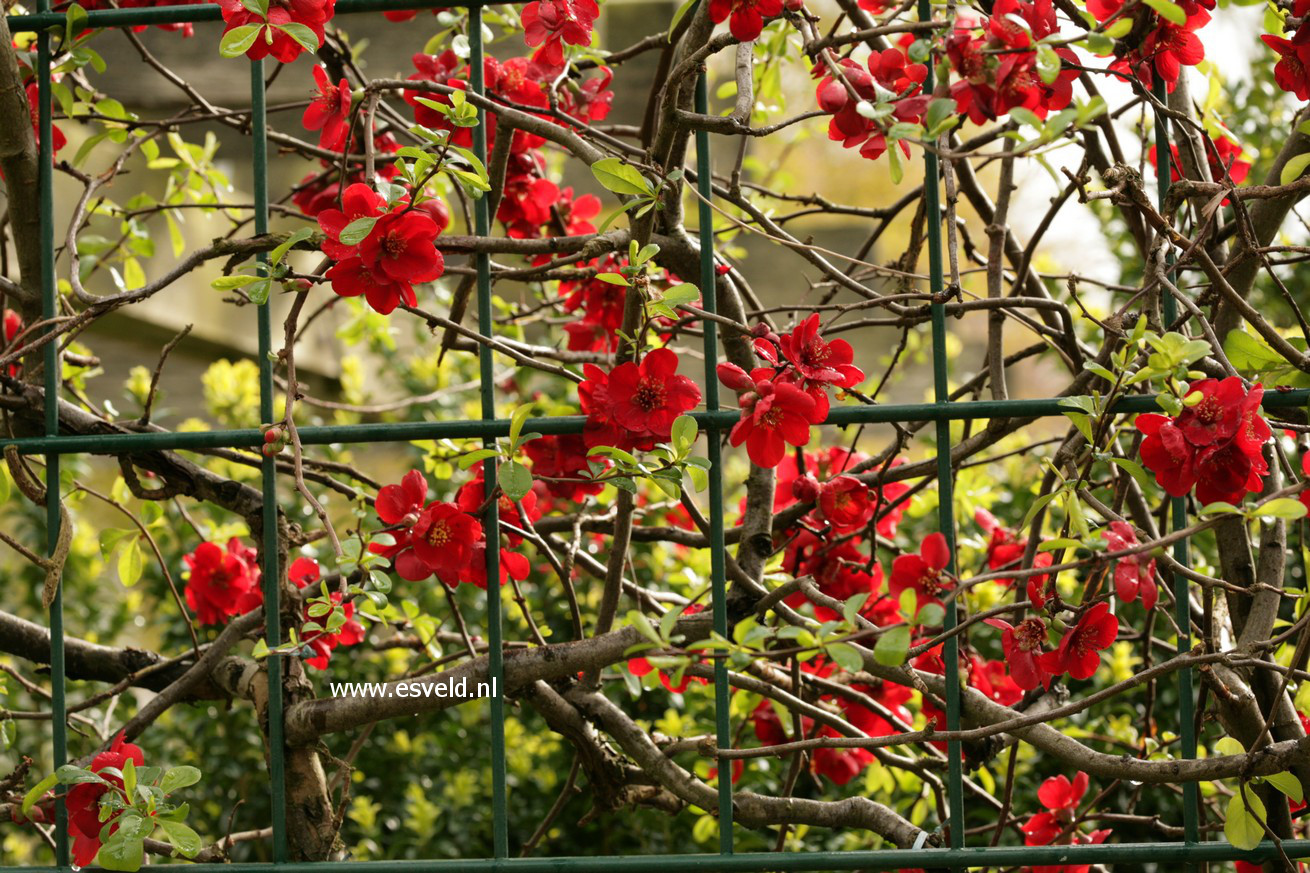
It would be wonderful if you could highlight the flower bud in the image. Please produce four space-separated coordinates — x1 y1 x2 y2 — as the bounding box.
716 362 756 392
791 473 821 503
264 426 284 444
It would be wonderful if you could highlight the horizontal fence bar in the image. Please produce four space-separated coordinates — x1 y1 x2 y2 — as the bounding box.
1 841 1307 872
5 388 1309 455
6 0 479 32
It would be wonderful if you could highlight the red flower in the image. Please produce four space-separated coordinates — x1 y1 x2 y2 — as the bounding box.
1021 772 1088 846
1149 135 1250 196
290 556 365 669
456 465 542 546
376 468 428 525
67 733 146 868
317 182 387 261
708 0 784 41
1264 33 1310 100
970 655 1023 706
817 475 875 531
24 83 66 159
358 208 444 285
459 544 532 589
524 433 605 502
324 257 413 315
410 502 484 585
726 378 816 468
217 0 334 62
985 616 1051 691
3 309 23 378
521 0 600 70
302 65 351 152
184 538 263 625
1136 414 1197 497
579 348 702 451
889 532 952 610
1038 602 1118 681
1103 522 1157 610
777 314 864 390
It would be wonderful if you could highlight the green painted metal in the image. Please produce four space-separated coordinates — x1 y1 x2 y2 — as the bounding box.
251 57 290 864
695 70 735 856
36 2 68 863
468 7 511 856
917 0 965 850
11 0 1310 868
1154 74 1201 856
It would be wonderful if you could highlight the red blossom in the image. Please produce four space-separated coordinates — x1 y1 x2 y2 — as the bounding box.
889 532 952 610
3 309 23 378
1038 602 1118 681
985 616 1052 691
708 0 784 41
290 556 365 669
183 538 263 625
67 733 146 867
524 433 605 502
218 0 334 62
579 348 702 452
1264 33 1310 100
410 501 484 585
520 0 600 70
1103 522 1157 610
817 475 875 531
302 65 351 152
726 378 816 468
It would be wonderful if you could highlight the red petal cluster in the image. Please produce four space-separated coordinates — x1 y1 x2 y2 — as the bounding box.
1264 5 1310 101
524 433 606 503
1021 773 1112 873
1102 521 1157 610
302 65 352 152
218 0 335 62
520 0 600 72
708 0 783 41
3 309 23 378
813 47 929 162
67 733 146 867
1136 377 1271 506
1087 0 1210 91
946 0 1078 124
1148 134 1250 203
579 348 702 452
183 537 263 625
318 183 447 315
889 532 952 611
289 556 365 669
293 132 403 218
1037 601 1118 681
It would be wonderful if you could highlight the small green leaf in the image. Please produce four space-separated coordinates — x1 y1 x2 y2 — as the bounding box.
509 403 533 447
1265 771 1304 804
159 765 202 795
1257 498 1308 520
21 773 58 816
157 820 203 858
667 0 698 39
458 448 500 470
627 609 664 645
1224 787 1266 851
827 641 865 672
497 461 533 501
1282 153 1310 187
913 603 945 627
1141 0 1187 25
269 227 314 265
97 829 146 872
596 272 629 286
338 216 379 246
671 415 697 452
276 21 320 53
874 625 911 666
1214 736 1246 757
218 24 263 58
118 538 144 588
590 157 654 197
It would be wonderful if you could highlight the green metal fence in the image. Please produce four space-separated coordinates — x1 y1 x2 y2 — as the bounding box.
3 0 1310 868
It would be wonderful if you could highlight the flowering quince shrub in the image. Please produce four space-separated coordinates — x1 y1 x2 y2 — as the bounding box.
15 0 1310 868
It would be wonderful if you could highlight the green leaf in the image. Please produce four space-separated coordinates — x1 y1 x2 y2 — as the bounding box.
827 641 865 672
1141 0 1187 25
1109 457 1155 493
276 21 320 53
1257 498 1308 520
924 98 958 136
159 765 202 795
97 829 146 872
913 603 944 627
21 773 57 816
338 216 379 246
667 0 697 39
64 3 88 44
1104 16 1133 37
1282 152 1310 187
458 448 500 470
497 461 533 502
1265 771 1304 804
509 403 533 447
626 609 664 645
874 625 911 666
218 24 263 58
269 227 314 265
590 157 654 197
1036 44 1062 85
1225 787 1266 851
118 538 144 588
1214 736 1246 757
596 272 629 286
671 415 697 452
156 820 203 858
122 757 136 800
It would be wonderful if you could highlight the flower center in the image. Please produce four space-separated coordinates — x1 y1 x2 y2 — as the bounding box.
383 232 407 259
425 519 451 547
760 405 785 429
632 379 666 411
1194 396 1222 424
802 341 830 366
1015 618 1045 652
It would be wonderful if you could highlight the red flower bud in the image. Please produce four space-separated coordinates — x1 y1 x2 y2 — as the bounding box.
264 426 284 444
716 362 756 392
791 473 821 503
816 78 848 113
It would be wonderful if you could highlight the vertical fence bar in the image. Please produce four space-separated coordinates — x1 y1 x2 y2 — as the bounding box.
918 0 965 851
251 57 288 864
468 5 509 858
1153 75 1200 858
36 3 68 864
694 71 734 855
